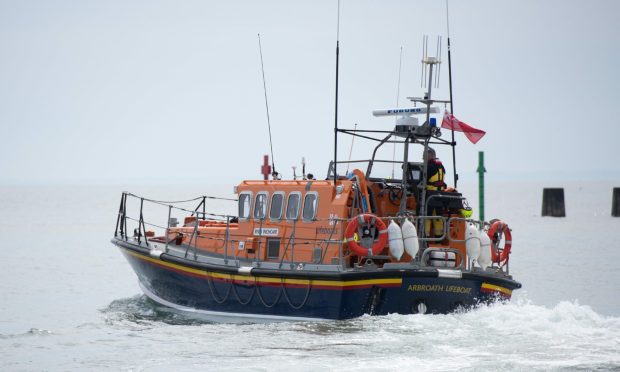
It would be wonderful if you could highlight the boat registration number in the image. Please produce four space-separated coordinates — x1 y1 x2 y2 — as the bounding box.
253 228 279 237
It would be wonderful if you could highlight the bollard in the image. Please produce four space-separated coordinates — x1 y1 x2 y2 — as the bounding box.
542 188 566 217
613 188 620 217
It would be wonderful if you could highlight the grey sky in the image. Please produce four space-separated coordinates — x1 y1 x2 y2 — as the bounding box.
1 0 618 185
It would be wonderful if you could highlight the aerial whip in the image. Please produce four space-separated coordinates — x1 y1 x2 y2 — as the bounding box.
258 33 278 179
392 46 403 179
446 0 458 187
346 123 357 175
333 0 341 185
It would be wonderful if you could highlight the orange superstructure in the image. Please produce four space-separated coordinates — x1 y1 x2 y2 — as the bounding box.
166 174 467 268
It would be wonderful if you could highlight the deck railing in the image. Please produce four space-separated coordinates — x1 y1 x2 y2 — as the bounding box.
114 192 508 272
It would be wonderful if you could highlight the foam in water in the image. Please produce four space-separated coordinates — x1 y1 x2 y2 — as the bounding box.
89 294 620 371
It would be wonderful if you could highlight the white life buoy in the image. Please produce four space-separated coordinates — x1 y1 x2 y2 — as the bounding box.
428 250 457 268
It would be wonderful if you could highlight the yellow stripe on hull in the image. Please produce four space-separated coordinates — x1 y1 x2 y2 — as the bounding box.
122 247 402 288
481 282 512 296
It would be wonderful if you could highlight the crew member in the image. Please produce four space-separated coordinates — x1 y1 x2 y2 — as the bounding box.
426 147 446 191
425 147 446 237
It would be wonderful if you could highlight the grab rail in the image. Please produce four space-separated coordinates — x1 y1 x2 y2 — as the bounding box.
113 191 503 272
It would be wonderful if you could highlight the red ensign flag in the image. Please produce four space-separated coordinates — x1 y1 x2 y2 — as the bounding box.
441 111 486 144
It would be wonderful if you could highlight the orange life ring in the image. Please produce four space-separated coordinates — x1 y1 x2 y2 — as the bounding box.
345 214 388 256
488 220 512 264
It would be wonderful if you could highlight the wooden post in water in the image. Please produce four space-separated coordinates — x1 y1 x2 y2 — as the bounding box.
612 188 620 217
542 188 566 217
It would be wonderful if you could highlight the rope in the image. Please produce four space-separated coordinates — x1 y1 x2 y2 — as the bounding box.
254 277 283 308
194 233 337 245
231 278 256 306
125 193 237 219
258 33 277 176
125 216 168 230
345 123 357 174
126 193 237 204
174 207 234 219
280 277 312 310
206 275 232 304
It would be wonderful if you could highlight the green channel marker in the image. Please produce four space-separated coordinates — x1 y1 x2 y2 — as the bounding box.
477 151 486 222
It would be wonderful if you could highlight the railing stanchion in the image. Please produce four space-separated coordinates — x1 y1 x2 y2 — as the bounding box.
291 219 296 267
137 198 143 245
141 198 149 247
124 193 128 239
165 205 172 253
339 219 344 268
190 216 199 259
115 192 125 238
505 255 510 274
319 216 338 264
224 215 230 264
256 217 264 266
122 193 130 241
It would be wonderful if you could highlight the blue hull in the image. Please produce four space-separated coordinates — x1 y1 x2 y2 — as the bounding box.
115 239 520 321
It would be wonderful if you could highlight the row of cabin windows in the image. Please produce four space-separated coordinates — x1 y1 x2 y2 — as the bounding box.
238 191 318 222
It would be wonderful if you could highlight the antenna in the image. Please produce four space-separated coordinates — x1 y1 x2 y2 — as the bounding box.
258 33 277 179
345 123 357 175
446 0 458 188
421 35 442 91
392 46 403 179
420 35 428 88
435 36 442 88
333 0 341 185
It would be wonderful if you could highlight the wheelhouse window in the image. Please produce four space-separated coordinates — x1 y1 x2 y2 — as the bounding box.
253 192 269 220
270 192 285 221
285 192 301 220
302 192 318 221
238 192 252 220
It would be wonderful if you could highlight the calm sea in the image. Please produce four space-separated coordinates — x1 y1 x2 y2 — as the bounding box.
0 180 619 371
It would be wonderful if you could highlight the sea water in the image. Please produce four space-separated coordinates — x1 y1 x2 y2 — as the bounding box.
0 181 619 371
